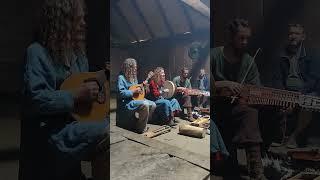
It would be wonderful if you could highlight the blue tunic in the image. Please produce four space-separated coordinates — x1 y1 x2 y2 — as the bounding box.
116 74 156 129
146 80 181 122
21 42 108 178
117 74 155 110
154 98 181 121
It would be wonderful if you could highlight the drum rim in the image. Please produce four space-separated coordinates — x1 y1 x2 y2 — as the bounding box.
163 80 176 99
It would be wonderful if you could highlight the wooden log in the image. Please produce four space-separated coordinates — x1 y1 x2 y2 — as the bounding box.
143 126 171 138
179 124 206 138
190 117 210 128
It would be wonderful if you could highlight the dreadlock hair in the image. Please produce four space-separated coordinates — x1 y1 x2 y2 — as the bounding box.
180 67 189 73
225 18 250 40
288 23 305 33
122 58 138 84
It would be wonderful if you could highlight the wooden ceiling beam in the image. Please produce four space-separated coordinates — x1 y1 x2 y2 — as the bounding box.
112 4 140 43
179 0 210 19
178 0 195 33
131 0 156 39
155 0 175 36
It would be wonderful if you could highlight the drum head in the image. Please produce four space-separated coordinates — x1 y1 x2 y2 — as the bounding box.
162 81 176 99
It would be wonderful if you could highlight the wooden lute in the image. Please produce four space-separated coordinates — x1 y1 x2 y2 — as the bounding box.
60 62 110 121
129 71 154 100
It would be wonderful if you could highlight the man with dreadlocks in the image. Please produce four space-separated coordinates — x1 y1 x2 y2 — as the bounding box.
20 0 108 180
147 67 181 126
211 19 267 179
116 58 156 133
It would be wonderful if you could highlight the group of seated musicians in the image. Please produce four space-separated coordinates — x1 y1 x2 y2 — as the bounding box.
211 19 320 180
116 58 210 134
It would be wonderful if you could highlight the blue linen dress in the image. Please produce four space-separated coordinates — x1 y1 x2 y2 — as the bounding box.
21 42 108 179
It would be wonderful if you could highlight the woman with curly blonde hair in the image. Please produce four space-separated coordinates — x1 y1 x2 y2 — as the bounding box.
20 0 108 179
147 67 181 126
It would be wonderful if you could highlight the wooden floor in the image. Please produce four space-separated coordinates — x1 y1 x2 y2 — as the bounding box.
0 95 211 180
110 96 211 179
3 94 320 179
110 126 210 179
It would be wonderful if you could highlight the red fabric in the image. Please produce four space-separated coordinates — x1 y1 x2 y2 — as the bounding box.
149 80 161 98
215 151 222 161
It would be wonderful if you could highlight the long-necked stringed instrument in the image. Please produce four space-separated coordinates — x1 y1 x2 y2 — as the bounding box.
60 62 110 121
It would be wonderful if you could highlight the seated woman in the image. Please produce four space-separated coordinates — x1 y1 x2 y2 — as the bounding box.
20 0 108 179
116 58 156 133
147 67 181 126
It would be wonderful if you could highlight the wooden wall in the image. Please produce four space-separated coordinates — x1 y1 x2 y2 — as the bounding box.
110 48 130 92
168 35 210 85
110 32 210 92
0 0 42 96
0 0 107 98
86 0 108 71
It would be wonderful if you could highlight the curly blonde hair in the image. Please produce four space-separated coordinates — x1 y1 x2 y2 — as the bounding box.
152 67 165 85
38 0 87 64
